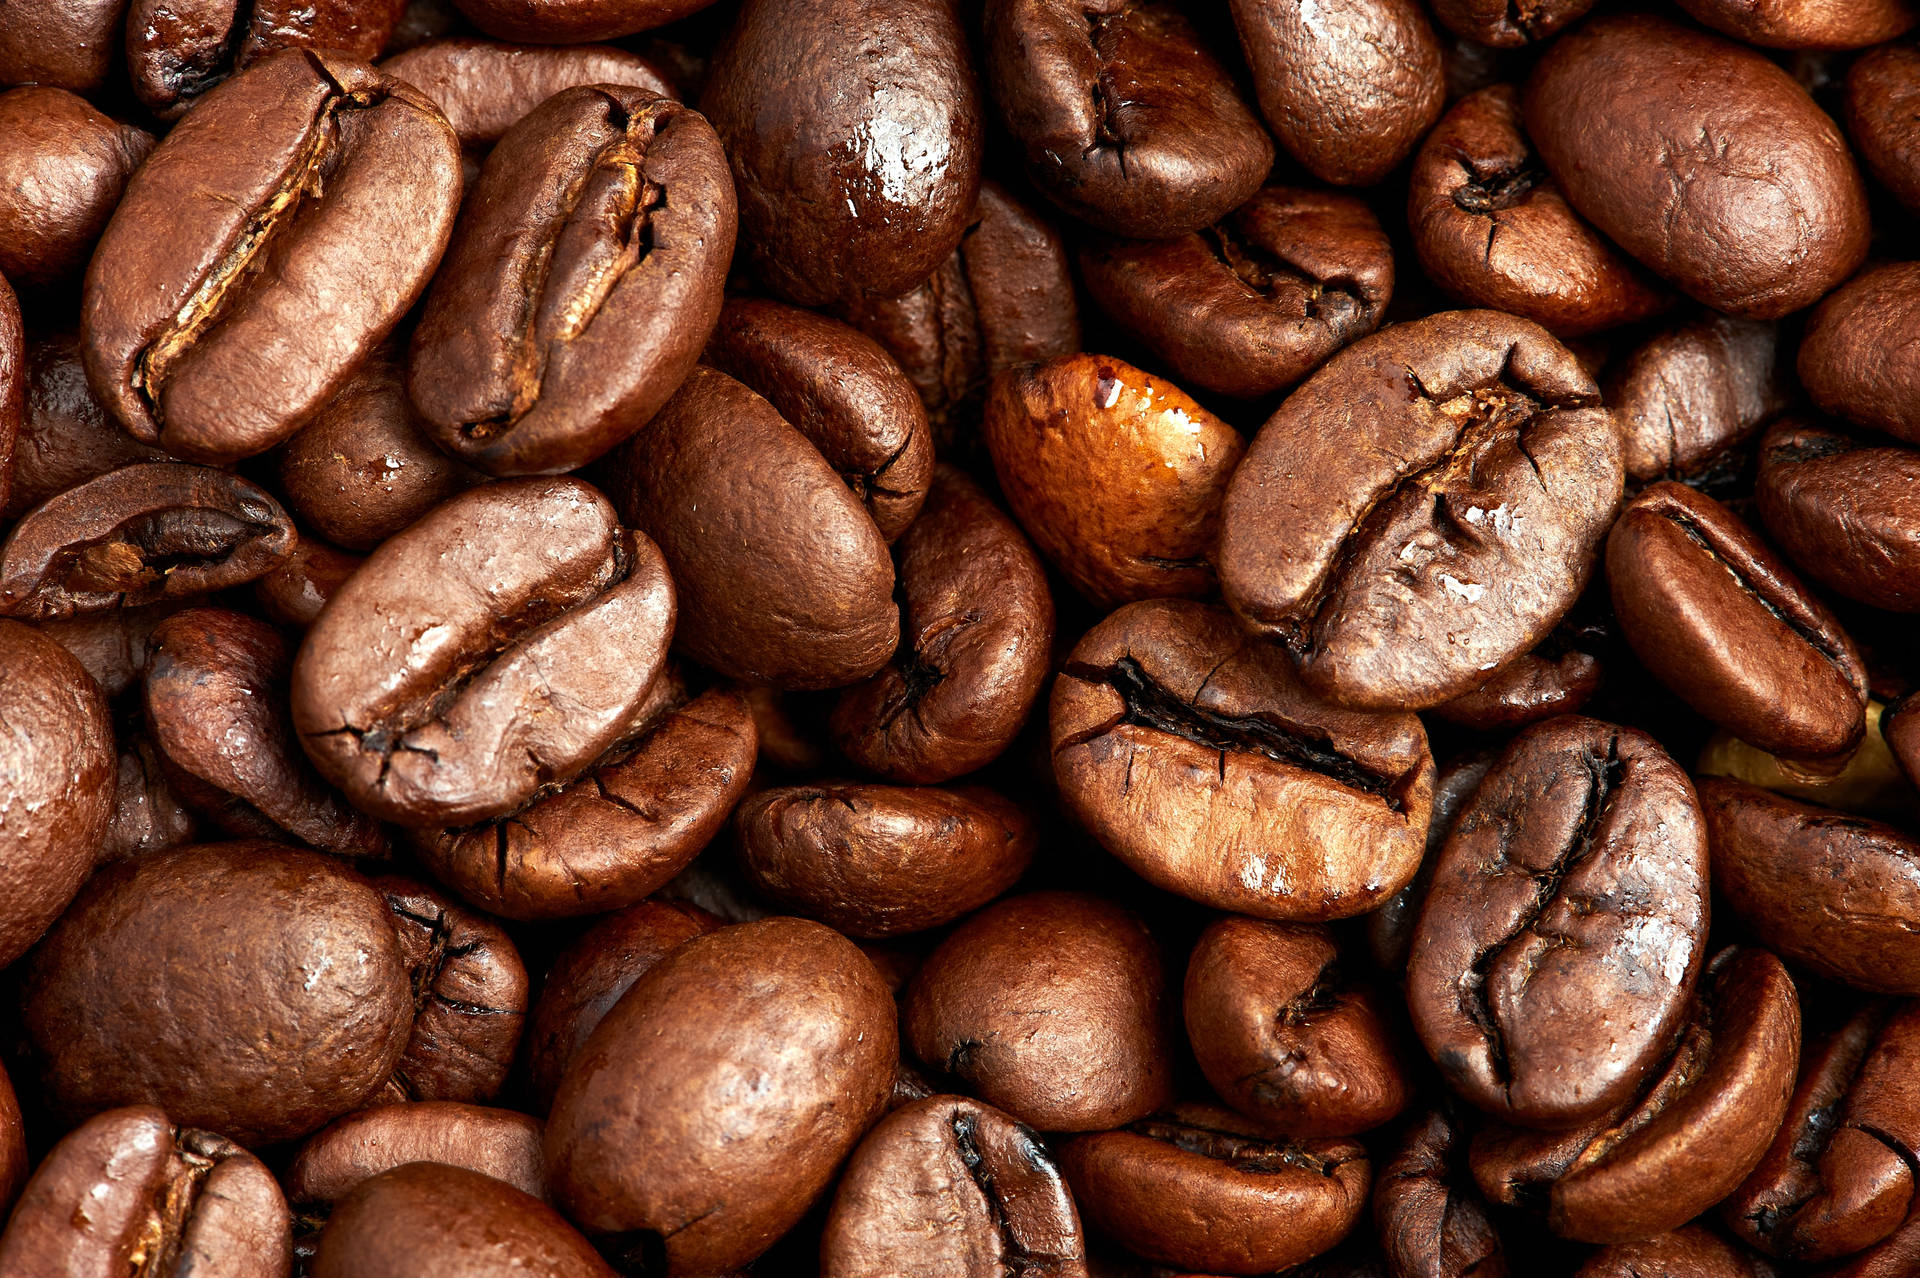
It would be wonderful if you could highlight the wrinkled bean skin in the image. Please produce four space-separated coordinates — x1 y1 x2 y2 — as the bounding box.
409 86 734 476
292 477 675 828
83 50 462 465
1845 44 1920 212
1522 15 1869 319
1184 918 1409 1138
125 0 408 120
1408 86 1668 337
830 465 1053 783
0 619 112 970
1576 1227 1779 1278
380 38 675 151
312 1162 615 1278
1699 779 1920 995
0 1107 291 1278
1609 315 1789 486
702 0 981 307
1063 1104 1370 1275
1079 187 1393 399
1427 0 1594 47
1374 1108 1509 1278
546 917 896 1275
1755 417 1920 614
823 1094 1090 1278
21 842 414 1147
3 330 169 523
450 0 712 42
286 1102 547 1204
986 355 1245 608
0 0 126 93
1053 600 1433 921
1676 0 1916 51
1219 310 1622 711
1798 262 1920 447
1607 482 1869 761
985 0 1273 239
1230 0 1444 187
0 89 151 290
1408 717 1710 1128
904 893 1174 1134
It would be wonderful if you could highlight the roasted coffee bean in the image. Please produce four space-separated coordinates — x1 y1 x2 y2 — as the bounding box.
409 86 733 476
274 351 482 552
1676 0 1914 50
1522 15 1868 318
0 619 111 970
985 355 1245 608
98 734 201 865
1467 946 1799 1243
1063 1103 1370 1275
0 1107 290 1275
1755 417 1920 614
34 600 175 699
1889 694 1920 795
312 1161 614 1278
1798 262 1920 447
0 1061 21 1216
1230 0 1443 187
605 365 897 689
1725 999 1920 1263
1699 778 1920 995
1408 85 1667 337
3 330 169 523
546 917 896 1275
1430 637 1603 733
21 842 413 1146
823 1094 1089 1278
1219 310 1622 710
253 535 364 630
409 674 755 920
0 88 150 290
449 0 709 41
985 0 1273 238
1366 751 1496 976
1079 186 1393 399
702 0 981 307
125 0 408 119
1408 717 1709 1128
1185 918 1410 1138
1374 1108 1509 1278
736 783 1035 938
1052 599 1433 920
524 899 720 1111
84 50 461 465
1607 481 1868 760
830 464 1053 783
291 477 675 827
1427 0 1593 47
904 891 1173 1132
0 274 20 518
1609 315 1788 486
1845 43 1920 212
701 298 933 541
287 1102 546 1205
1576 1227 1779 1278
0 0 125 93
145 607 388 859
1700 699 1911 821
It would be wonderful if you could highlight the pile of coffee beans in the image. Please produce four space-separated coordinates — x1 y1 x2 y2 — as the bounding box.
2 0 1920 1274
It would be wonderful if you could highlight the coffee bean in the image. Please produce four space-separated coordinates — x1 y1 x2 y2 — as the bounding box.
286 1101 548 1204
1576 1227 1780 1278
449 0 706 42
1755 416 1920 613
1427 0 1593 47
0 88 150 290
1431 630 1604 732
1608 314 1789 487
4 329 169 524
1676 0 1915 50
1374 1108 1509 1278
253 534 364 630
126 0 407 120
1799 261 1920 446
0 1062 21 1218
1845 43 1920 212
0 0 125 93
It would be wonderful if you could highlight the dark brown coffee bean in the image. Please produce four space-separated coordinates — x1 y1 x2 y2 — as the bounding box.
1230 0 1443 187
1889 694 1920 796
1374 1108 1509 1278
1845 44 1920 212
1366 751 1495 976
605 365 898 689
546 917 896 1275
985 0 1272 238
1607 481 1869 761
1522 15 1868 319
287 1101 547 1204
83 49 461 465
0 88 150 290
1609 314 1788 486
22 841 414 1146
0 619 112 969
291 477 674 827
1699 778 1920 995
0 1107 290 1276
1185 918 1409 1138
1407 717 1709 1128
98 733 201 865
409 86 733 476
313 1161 614 1278
1676 0 1914 49
1468 946 1799 1243
1052 599 1433 920
3 330 169 524
145 607 388 859
0 1061 20 1217
1427 0 1593 47
1576 1227 1779 1278
1079 186 1393 399
1755 417 1920 614
830 465 1053 783
1430 638 1603 733
985 355 1246 608
702 0 981 307
1799 262 1920 447
1725 999 1920 1263
1408 85 1667 337
736 783 1035 938
126 0 407 119
253 535 364 630
904 891 1173 1132
0 276 13 514
410 674 755 920
0 0 125 93
1219 310 1622 710
525 898 720 1112
1063 1103 1370 1274
33 600 175 699
274 351 482 552
449 0 707 41
824 1094 1089 1278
